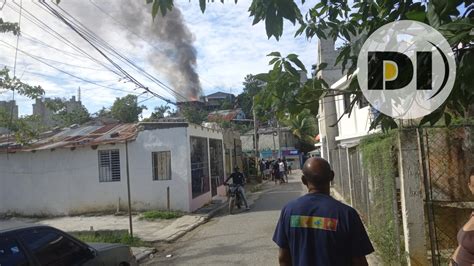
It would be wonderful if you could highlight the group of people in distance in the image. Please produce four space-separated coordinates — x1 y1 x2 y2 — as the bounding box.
259 158 292 184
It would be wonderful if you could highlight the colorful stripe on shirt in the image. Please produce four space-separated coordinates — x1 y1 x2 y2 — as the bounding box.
290 215 338 231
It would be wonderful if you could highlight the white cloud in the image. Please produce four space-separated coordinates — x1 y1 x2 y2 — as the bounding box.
0 0 319 117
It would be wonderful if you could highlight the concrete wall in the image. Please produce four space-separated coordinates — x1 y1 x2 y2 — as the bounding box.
241 130 297 153
334 95 373 143
0 125 227 216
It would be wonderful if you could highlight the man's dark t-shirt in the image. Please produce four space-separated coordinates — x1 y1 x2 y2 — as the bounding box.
273 193 374 266
228 172 245 185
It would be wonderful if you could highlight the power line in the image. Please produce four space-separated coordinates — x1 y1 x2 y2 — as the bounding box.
6 2 123 77
7 0 23 156
0 40 144 95
0 45 114 72
39 1 177 105
46 1 188 102
0 63 141 95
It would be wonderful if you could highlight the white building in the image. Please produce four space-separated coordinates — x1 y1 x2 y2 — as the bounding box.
0 122 228 216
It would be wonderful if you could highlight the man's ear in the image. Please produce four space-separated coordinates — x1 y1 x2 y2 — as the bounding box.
329 170 335 182
301 175 307 186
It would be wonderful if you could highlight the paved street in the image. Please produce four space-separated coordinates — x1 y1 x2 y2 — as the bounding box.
146 173 305 265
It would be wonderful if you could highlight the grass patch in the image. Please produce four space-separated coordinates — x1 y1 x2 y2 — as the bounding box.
71 230 150 247
140 210 183 220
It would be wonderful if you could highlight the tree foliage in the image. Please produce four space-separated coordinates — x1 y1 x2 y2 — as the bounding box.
236 74 263 119
0 18 20 35
0 109 45 145
283 109 318 145
255 53 327 121
110 94 146 123
0 67 44 99
44 97 91 127
143 105 171 121
180 105 208 125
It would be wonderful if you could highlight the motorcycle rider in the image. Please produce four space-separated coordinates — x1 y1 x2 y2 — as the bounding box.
224 166 250 210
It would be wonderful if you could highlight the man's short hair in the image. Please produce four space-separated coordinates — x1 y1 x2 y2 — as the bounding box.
302 157 333 186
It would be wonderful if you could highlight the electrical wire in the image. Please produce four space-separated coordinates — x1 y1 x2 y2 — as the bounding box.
0 63 141 95
6 2 123 77
65 1 188 101
39 1 177 104
6 0 22 156
53 3 187 102
0 40 143 94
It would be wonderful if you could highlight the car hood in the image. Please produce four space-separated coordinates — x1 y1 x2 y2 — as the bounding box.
88 242 127 251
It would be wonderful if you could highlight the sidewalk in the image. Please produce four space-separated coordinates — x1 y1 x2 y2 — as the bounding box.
0 181 272 243
331 188 383 265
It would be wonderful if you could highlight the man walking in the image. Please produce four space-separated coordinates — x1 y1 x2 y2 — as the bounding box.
273 157 374 266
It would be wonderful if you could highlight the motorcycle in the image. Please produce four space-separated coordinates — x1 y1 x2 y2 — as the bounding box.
226 183 242 214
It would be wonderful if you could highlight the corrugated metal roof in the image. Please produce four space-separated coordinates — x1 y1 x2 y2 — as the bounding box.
0 123 138 153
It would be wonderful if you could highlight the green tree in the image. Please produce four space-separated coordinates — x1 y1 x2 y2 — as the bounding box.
150 105 171 120
0 15 45 144
180 105 208 125
45 98 91 127
0 109 46 145
110 94 147 123
237 74 263 119
283 110 318 145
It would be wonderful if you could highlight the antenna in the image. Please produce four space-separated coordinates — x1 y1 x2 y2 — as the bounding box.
78 87 81 102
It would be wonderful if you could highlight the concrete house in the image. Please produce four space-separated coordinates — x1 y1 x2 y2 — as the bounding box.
0 122 228 216
241 127 302 168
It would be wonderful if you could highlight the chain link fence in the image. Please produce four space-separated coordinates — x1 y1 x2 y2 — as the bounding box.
331 125 473 264
420 126 473 265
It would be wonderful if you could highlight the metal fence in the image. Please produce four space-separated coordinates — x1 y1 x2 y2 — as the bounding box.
330 134 402 263
419 126 474 265
330 125 473 264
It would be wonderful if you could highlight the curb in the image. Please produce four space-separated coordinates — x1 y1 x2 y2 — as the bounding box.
135 248 157 263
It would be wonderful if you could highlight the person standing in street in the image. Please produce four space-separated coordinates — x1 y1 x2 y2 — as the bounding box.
260 160 266 180
273 159 280 184
278 158 286 184
273 157 374 266
283 158 289 183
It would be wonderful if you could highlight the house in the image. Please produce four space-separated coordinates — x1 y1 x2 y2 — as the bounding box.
241 127 301 169
0 121 230 216
207 109 246 122
202 91 235 111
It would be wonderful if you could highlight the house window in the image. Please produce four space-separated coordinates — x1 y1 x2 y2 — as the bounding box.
98 150 120 182
152 151 171 181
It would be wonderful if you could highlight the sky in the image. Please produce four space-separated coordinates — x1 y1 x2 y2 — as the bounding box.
0 0 318 118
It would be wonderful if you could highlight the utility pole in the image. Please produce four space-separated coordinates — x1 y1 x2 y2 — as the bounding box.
252 96 259 177
125 140 133 238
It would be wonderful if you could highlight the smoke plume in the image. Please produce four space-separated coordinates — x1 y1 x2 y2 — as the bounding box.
119 2 202 101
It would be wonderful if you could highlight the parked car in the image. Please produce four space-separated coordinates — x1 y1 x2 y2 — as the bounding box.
0 224 137 266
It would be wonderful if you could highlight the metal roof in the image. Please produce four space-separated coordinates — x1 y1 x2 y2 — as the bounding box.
0 123 138 153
